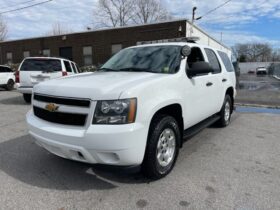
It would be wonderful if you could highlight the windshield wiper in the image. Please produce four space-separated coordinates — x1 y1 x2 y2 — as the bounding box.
98 68 119 72
117 67 154 73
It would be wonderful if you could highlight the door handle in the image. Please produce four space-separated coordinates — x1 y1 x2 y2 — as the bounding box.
222 78 227 82
206 82 213 87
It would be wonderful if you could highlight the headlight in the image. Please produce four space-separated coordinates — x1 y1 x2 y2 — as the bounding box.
93 98 137 124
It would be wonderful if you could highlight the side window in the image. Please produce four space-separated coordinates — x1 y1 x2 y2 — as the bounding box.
5 67 12 72
187 47 205 68
0 66 4 73
111 44 122 55
75 64 80 73
6 52 13 64
71 62 77 73
204 48 221 74
64 61 73 73
83 46 93 66
218 51 234 72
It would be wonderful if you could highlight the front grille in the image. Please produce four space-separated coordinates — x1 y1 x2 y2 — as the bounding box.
33 106 87 126
34 94 90 107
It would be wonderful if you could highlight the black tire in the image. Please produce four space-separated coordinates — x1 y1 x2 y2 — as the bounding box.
5 79 14 91
217 95 232 127
23 94 32 103
141 115 181 180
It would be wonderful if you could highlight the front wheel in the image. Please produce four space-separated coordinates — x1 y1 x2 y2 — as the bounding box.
217 95 232 127
141 115 180 180
23 94 32 103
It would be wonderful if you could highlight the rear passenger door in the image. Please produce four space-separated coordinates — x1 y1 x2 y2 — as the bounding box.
204 48 224 113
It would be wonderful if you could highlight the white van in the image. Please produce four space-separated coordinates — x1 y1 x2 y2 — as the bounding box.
16 57 80 103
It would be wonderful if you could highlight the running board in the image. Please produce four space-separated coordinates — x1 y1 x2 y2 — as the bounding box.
183 115 220 140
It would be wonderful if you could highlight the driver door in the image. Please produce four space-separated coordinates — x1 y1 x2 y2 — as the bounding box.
183 47 216 128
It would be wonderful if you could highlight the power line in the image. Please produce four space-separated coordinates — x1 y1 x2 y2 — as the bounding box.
0 0 53 15
199 0 233 19
199 0 268 23
0 0 38 11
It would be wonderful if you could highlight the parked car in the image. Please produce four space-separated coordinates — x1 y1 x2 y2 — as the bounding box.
26 40 236 179
256 67 267 76
0 65 15 91
16 57 80 103
248 69 255 74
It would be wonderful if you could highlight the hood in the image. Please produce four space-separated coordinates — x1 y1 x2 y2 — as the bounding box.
33 71 167 100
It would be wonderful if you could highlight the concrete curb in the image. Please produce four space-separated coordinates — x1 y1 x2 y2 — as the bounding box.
235 103 280 109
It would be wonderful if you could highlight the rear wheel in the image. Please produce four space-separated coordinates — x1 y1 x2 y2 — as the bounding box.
141 115 180 179
23 94 32 103
5 79 14 91
217 95 232 127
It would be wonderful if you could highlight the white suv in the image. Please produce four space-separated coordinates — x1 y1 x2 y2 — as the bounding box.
16 57 80 103
26 41 236 179
0 65 15 91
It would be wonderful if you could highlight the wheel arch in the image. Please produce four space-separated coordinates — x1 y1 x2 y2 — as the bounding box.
225 87 234 113
148 103 184 148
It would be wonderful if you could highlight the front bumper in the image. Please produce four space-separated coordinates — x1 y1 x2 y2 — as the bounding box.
26 110 149 166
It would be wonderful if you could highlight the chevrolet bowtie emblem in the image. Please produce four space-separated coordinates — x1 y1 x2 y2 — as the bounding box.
45 103 59 112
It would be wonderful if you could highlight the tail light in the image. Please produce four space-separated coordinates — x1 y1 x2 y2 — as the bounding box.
62 71 68 76
15 70 20 83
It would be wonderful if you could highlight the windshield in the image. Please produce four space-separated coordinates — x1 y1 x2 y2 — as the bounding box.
20 59 62 71
101 45 182 74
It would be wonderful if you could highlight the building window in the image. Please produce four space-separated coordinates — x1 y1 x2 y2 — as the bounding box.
23 51 30 58
83 46 93 66
43 49 51 57
6 52 12 64
111 44 122 55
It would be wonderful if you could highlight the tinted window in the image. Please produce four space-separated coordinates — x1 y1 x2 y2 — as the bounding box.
218 51 234 72
75 64 81 73
187 47 205 68
205 49 221 73
3 67 12 72
20 59 62 71
71 62 77 73
0 66 4 73
64 61 73 73
102 46 182 74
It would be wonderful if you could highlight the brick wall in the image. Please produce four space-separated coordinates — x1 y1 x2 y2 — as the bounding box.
0 20 186 66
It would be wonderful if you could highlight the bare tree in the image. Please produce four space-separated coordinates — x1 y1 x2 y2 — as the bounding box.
94 0 135 28
93 0 171 28
0 15 8 41
46 22 72 36
133 0 171 24
233 43 273 62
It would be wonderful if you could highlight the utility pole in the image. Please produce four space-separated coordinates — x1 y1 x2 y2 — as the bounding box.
192 7 197 24
190 7 202 36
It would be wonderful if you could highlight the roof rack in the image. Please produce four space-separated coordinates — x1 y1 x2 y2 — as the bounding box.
137 37 200 45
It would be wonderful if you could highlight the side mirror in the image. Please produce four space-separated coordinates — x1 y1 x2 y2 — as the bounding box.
187 61 214 77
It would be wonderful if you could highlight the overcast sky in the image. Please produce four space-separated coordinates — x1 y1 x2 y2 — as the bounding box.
1 0 280 47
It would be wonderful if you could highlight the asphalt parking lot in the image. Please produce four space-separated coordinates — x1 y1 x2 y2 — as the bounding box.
236 74 280 107
0 90 280 210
